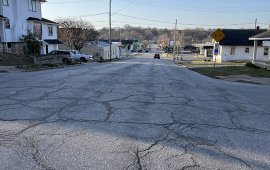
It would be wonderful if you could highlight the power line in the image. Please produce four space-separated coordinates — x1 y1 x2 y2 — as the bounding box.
49 0 101 4
113 12 254 27
46 12 108 20
114 0 137 12
115 0 270 13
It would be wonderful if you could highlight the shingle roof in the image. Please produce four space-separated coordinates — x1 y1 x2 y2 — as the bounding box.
219 29 267 46
42 18 60 25
0 15 7 19
26 17 59 25
43 39 63 44
249 30 270 39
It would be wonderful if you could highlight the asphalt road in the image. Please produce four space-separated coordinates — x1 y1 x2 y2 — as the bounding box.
0 50 270 170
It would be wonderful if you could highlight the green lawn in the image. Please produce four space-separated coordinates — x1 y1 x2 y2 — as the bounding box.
189 66 270 78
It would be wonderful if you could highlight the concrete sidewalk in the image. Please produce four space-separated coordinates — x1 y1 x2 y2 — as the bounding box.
0 66 24 73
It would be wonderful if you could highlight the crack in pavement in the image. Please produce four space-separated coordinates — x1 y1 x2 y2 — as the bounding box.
26 136 55 170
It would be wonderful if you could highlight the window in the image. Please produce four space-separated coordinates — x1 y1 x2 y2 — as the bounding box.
112 49 115 56
48 25 53 36
33 22 41 35
264 47 269 55
29 0 36 11
245 47 249 53
230 47 235 55
5 19 10 29
3 0 8 6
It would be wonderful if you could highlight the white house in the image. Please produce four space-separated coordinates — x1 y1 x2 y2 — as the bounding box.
214 29 268 62
58 40 119 60
95 41 119 60
0 0 61 54
193 43 213 57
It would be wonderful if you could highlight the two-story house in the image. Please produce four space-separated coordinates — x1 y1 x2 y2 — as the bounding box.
0 0 61 54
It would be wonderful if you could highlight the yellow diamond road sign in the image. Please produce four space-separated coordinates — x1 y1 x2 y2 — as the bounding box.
211 29 226 42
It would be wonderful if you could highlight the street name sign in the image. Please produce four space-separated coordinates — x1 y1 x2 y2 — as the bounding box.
211 29 225 42
214 43 219 55
169 40 174 47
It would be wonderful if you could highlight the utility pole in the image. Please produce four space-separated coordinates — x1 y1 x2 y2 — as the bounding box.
119 29 121 58
177 45 179 60
255 18 257 29
180 30 183 60
173 19 177 61
109 0 112 61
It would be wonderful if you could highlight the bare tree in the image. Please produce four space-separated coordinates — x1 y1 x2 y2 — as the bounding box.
56 18 99 52
142 40 149 48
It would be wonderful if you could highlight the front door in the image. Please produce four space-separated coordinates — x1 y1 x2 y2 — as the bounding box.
46 45 48 54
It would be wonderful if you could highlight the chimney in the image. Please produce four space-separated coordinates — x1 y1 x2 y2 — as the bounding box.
256 26 260 30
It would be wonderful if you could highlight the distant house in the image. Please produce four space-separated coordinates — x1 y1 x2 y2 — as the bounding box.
249 29 270 61
0 0 61 54
214 29 267 62
193 43 213 57
58 40 119 60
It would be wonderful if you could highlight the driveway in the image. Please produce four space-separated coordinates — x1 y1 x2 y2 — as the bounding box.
0 50 270 169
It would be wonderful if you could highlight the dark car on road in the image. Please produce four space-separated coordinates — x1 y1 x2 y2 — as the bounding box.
145 48 149 52
130 49 137 52
154 54 160 59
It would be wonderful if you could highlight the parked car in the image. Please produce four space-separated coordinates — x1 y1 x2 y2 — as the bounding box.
138 49 142 52
66 50 93 62
154 54 160 59
48 50 74 64
145 48 149 52
130 49 137 52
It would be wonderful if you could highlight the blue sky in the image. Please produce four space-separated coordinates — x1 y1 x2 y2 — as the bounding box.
42 0 270 30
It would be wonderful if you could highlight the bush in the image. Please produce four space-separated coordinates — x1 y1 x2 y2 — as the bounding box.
42 63 55 67
245 62 258 68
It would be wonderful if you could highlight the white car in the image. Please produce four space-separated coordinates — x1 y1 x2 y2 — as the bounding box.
67 50 93 62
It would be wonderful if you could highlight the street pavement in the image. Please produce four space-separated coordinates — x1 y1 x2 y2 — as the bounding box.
0 49 270 170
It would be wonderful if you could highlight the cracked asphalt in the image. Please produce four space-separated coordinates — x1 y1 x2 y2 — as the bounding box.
0 50 270 170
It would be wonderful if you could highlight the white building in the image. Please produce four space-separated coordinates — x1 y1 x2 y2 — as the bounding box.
0 0 61 54
98 41 119 60
58 40 119 60
214 29 269 62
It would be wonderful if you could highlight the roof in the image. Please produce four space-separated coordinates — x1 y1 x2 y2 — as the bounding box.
249 30 270 40
26 17 60 25
193 43 213 48
41 18 60 25
43 39 63 44
0 15 7 20
218 29 267 46
88 41 118 49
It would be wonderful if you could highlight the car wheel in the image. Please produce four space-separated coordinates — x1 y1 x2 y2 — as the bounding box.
80 57 86 62
63 58 69 64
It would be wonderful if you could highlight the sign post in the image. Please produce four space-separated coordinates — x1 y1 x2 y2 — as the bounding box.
214 43 219 69
211 29 226 69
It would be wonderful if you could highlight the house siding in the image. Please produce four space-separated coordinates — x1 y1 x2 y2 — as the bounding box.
0 0 59 54
2 0 42 42
216 46 270 62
